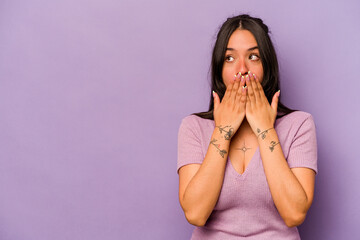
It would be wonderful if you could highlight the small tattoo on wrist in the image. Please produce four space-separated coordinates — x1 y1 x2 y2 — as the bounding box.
216 125 234 140
210 139 227 158
269 141 279 152
257 127 274 140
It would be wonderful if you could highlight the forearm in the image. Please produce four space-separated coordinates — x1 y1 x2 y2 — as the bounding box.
258 128 308 226
181 129 230 226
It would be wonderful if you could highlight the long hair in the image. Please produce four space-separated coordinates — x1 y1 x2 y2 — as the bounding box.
193 14 295 119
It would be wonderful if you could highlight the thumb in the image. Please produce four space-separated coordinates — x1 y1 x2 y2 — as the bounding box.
271 90 280 113
213 91 220 111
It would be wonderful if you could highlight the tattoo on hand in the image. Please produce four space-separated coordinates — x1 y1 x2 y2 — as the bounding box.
210 139 227 158
216 125 234 140
269 141 279 152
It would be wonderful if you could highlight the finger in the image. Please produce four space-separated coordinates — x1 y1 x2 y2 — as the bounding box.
213 91 220 111
236 82 247 112
245 74 256 104
235 75 246 102
240 85 247 108
271 90 280 113
249 72 260 100
246 94 251 110
254 73 265 101
223 77 235 100
230 74 241 103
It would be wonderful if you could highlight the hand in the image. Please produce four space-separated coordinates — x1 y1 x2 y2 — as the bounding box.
212 74 247 140
244 72 280 136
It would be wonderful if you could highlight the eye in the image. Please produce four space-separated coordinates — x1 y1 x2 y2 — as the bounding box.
249 54 260 61
225 55 235 62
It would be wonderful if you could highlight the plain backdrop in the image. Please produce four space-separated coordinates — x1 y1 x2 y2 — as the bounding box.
0 0 359 239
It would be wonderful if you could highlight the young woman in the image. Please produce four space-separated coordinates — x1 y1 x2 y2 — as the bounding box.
177 14 317 239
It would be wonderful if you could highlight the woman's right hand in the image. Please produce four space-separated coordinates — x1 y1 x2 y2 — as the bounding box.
212 75 247 140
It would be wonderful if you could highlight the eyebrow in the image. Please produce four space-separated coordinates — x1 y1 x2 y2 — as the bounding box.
226 46 259 51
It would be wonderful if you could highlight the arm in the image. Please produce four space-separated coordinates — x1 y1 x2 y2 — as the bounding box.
245 73 316 227
179 129 230 226
178 75 246 226
257 128 315 227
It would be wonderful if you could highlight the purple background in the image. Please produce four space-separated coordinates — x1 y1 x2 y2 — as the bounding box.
0 0 359 239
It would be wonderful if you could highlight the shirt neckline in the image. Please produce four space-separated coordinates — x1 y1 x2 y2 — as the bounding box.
227 146 259 179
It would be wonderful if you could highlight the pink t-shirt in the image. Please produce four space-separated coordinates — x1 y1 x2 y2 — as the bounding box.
177 111 317 240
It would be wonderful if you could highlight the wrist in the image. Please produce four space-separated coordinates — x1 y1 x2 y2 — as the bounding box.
210 129 231 158
256 127 275 140
214 124 235 140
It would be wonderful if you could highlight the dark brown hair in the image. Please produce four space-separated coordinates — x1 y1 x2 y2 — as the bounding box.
193 14 295 119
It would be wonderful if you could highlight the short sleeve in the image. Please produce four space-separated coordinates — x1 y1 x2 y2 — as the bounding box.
287 115 318 174
177 116 204 174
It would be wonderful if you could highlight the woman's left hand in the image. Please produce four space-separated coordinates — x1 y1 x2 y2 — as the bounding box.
244 72 280 136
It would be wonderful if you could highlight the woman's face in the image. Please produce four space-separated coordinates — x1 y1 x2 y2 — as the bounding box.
222 29 264 87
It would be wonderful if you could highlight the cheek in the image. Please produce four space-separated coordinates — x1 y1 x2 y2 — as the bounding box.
222 75 233 88
254 66 264 83
222 67 234 87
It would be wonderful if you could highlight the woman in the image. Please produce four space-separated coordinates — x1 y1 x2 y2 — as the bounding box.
177 14 317 239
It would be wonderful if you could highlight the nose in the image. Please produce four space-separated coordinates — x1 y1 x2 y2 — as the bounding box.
236 58 249 75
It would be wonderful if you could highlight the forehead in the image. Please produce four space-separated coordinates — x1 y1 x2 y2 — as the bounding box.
227 29 258 49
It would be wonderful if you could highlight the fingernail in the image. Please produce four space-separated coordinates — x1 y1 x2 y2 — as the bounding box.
277 90 280 97
253 73 256 79
212 90 216 97
248 71 251 75
234 74 237 80
242 85 247 89
242 76 245 80
246 74 249 80
238 72 242 76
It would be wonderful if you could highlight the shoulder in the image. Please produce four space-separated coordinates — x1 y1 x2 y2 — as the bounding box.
275 111 315 130
178 114 215 143
277 112 318 173
275 111 317 157
275 111 317 144
179 114 215 131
